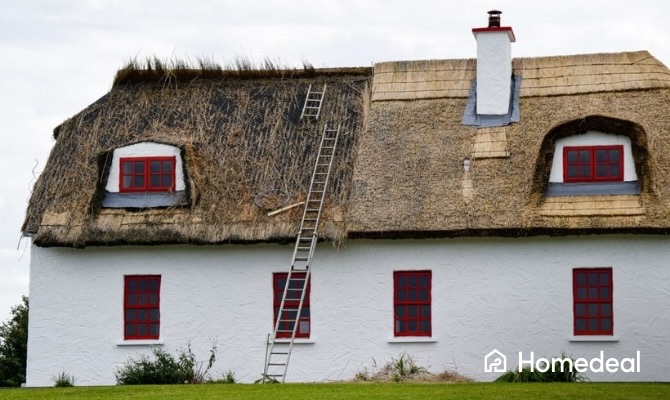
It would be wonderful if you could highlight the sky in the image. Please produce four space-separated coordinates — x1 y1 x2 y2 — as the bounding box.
0 0 669 321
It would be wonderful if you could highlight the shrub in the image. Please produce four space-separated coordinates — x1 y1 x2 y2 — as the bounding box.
354 353 471 383
0 296 28 387
115 343 217 385
495 354 587 383
52 371 75 387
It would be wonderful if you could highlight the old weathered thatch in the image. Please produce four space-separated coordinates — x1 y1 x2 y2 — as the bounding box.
347 51 670 237
22 64 372 247
23 50 670 247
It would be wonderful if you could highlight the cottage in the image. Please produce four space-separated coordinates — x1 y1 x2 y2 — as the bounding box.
22 12 670 385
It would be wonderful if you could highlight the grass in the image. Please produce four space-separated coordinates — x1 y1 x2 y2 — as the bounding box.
0 383 669 400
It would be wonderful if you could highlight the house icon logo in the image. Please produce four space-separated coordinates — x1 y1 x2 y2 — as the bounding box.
484 349 507 373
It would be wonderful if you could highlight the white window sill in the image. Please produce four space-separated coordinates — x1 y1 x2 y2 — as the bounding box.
569 335 619 342
270 339 315 345
387 337 437 343
116 339 164 346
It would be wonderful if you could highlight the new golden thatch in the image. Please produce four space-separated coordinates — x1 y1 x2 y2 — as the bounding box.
23 51 670 247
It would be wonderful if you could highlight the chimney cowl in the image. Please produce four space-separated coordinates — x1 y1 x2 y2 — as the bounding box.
487 10 502 27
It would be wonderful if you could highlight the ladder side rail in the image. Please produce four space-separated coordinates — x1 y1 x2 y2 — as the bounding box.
313 84 326 121
309 125 340 233
299 84 313 120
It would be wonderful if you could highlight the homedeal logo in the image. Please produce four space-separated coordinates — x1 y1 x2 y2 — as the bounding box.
484 350 641 373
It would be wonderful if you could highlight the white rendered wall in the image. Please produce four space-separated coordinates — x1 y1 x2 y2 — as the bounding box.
27 236 670 386
105 142 185 192
549 132 637 182
475 31 513 115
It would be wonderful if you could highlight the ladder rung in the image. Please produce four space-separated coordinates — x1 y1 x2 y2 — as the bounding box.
271 352 289 355
269 363 286 366
294 257 308 262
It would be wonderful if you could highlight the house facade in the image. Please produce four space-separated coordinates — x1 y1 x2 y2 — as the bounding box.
22 13 670 385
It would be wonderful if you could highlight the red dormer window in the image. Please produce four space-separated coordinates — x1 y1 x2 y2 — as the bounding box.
120 157 176 192
563 145 623 183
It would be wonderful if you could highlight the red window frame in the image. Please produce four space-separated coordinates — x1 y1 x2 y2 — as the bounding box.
563 145 623 183
124 275 161 340
119 156 176 192
573 268 613 336
273 272 310 338
394 270 431 337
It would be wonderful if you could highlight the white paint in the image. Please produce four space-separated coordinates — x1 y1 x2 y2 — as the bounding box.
549 131 637 182
26 236 670 385
474 29 514 115
104 142 185 192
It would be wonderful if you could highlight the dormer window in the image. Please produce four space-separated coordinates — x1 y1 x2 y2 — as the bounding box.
120 157 176 192
563 145 623 183
102 142 188 209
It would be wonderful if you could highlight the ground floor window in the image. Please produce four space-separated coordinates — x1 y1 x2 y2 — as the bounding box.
394 270 431 337
573 268 613 335
124 275 161 340
273 272 310 338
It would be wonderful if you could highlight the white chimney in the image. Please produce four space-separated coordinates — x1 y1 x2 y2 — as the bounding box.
472 10 516 115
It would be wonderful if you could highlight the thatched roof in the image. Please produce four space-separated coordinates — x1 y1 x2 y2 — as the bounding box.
348 50 670 237
23 51 670 247
22 65 372 247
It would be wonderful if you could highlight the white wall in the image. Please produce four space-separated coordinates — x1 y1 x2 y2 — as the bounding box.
26 236 670 385
475 30 513 115
105 142 185 192
549 131 637 182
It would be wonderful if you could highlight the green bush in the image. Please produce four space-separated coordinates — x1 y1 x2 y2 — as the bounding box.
52 371 75 387
495 354 587 383
115 343 216 385
0 296 28 387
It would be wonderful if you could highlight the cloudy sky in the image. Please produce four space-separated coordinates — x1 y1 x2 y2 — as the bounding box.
0 0 669 321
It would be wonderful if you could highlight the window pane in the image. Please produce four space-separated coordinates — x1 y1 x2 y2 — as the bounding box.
408 290 417 301
609 149 620 162
408 305 418 318
396 320 405 333
300 307 310 318
134 161 145 173
602 319 612 331
139 309 148 322
125 324 136 337
397 290 407 301
589 319 599 332
579 165 590 177
588 288 598 299
588 304 599 317
567 151 578 163
579 150 590 162
122 176 132 188
139 294 148 305
600 273 609 285
575 303 586 316
150 279 159 292
408 275 417 287
576 273 586 285
602 303 612 317
299 321 310 334
126 310 137 321
577 288 587 300
162 175 173 188
137 324 147 336
609 165 620 177
420 320 430 333
588 273 598 285
150 175 160 187
419 275 428 287
420 305 430 318
150 323 159 336
419 289 428 301
596 164 607 177
127 294 138 305
128 280 138 292
123 162 133 174
150 309 160 322
567 166 578 177
139 280 147 291
162 160 173 171
150 161 160 173
408 320 417 332
576 318 586 331
596 149 607 162
395 306 405 318
133 175 144 187
600 287 610 299
397 275 406 287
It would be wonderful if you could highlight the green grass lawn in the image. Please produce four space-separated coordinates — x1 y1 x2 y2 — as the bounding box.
1 383 669 400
